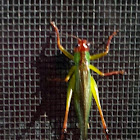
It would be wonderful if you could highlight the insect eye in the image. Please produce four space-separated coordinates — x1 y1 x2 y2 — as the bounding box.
87 43 90 47
75 44 79 47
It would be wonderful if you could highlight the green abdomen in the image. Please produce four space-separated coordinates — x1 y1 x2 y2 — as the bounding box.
74 63 92 140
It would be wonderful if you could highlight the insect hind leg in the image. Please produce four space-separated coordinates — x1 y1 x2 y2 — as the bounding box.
61 74 75 140
90 76 109 140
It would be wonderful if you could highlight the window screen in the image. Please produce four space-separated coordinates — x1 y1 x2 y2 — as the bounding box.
0 0 139 140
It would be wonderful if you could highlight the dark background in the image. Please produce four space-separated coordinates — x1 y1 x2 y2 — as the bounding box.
0 0 139 140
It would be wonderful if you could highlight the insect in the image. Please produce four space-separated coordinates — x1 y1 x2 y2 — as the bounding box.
50 21 125 140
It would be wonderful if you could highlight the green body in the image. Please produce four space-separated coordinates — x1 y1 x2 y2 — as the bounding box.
73 51 92 139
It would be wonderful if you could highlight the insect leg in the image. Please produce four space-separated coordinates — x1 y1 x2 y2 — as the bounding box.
61 74 75 140
50 21 74 60
65 66 75 82
46 66 75 83
89 64 125 76
90 76 109 140
90 31 118 60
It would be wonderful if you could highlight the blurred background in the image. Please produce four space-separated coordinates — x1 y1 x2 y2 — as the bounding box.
0 0 139 140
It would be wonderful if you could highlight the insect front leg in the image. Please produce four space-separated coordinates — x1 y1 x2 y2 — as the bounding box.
89 64 125 76
50 21 74 60
61 74 75 140
90 76 109 140
90 31 118 60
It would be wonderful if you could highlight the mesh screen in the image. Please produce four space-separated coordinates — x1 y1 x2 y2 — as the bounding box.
0 0 139 140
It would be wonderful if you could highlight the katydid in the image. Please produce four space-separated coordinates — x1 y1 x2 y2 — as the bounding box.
50 22 125 140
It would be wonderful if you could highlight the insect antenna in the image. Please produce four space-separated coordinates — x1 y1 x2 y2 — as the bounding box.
61 33 81 42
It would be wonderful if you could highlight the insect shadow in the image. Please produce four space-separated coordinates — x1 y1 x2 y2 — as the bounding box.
17 41 80 139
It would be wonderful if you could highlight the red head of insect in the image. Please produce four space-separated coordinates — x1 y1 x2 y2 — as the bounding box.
74 39 90 52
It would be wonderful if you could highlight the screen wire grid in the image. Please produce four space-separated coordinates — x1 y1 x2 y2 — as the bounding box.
0 0 139 140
